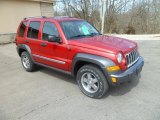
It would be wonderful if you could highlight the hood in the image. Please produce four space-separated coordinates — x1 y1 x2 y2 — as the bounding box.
68 35 137 54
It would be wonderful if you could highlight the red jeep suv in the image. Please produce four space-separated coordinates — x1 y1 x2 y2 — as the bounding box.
16 16 144 98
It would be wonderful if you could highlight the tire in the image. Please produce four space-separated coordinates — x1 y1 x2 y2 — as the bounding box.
76 64 109 99
21 51 37 72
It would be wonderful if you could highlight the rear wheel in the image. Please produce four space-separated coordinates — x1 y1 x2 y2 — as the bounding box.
21 51 37 72
76 65 109 99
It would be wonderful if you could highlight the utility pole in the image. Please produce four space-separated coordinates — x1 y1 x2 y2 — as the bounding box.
100 0 107 34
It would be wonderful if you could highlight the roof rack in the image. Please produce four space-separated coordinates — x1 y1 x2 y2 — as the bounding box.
24 16 46 20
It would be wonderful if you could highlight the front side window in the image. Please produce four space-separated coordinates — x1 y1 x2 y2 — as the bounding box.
18 22 27 37
27 21 40 39
60 20 100 40
42 22 59 41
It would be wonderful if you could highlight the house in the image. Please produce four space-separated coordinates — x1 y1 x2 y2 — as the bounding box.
0 0 55 44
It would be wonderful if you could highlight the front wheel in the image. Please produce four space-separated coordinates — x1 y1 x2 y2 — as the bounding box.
76 65 109 99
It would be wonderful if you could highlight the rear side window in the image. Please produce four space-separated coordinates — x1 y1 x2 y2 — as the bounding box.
42 22 59 41
27 21 40 39
18 22 27 37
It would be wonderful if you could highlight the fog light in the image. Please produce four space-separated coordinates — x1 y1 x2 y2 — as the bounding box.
107 66 120 72
111 77 117 83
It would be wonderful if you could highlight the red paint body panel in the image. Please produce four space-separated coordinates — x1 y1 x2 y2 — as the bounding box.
16 17 138 72
68 35 137 54
35 20 69 70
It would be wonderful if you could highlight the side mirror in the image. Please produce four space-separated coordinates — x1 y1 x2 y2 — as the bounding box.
48 35 61 43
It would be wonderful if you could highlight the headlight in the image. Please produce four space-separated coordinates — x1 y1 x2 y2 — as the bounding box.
117 52 123 64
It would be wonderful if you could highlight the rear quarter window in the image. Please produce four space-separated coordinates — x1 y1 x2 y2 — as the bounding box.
18 22 27 37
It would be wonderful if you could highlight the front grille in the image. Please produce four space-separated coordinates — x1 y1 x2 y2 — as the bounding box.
126 48 139 67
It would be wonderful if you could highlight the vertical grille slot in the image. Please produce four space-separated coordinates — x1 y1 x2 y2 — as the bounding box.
126 48 139 67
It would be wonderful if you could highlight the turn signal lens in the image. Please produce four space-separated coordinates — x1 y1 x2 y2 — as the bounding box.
107 66 120 72
111 77 117 83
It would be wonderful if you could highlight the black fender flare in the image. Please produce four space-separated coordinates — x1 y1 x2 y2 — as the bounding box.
71 53 115 76
16 44 33 60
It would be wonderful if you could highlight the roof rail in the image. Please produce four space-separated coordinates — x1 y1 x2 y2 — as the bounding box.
24 16 46 20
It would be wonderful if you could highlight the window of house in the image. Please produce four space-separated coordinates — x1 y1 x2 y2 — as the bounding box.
18 22 27 37
42 22 59 41
27 21 40 39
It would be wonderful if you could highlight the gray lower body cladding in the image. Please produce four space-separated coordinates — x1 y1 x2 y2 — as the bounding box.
102 57 144 86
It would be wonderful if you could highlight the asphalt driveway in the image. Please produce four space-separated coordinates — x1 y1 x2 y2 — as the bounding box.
0 40 160 120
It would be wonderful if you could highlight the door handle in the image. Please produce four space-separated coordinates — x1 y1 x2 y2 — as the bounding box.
41 43 47 47
25 40 29 43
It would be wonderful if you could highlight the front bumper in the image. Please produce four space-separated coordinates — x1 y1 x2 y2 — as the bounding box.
108 57 144 86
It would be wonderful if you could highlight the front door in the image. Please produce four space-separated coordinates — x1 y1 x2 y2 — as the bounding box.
26 21 42 62
35 21 69 71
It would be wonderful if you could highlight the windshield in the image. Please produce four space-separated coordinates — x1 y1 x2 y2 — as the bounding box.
60 20 101 40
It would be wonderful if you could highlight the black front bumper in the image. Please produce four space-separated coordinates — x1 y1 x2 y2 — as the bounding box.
109 57 144 86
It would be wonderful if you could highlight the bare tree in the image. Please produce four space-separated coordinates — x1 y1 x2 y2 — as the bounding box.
55 0 160 34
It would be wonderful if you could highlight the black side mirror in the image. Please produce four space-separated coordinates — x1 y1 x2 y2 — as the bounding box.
48 35 61 43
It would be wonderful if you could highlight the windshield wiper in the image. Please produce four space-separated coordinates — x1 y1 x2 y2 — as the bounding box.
69 35 90 39
69 33 101 39
89 33 101 36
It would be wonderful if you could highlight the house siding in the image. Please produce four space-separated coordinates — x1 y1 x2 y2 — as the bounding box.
0 0 54 44
40 2 54 17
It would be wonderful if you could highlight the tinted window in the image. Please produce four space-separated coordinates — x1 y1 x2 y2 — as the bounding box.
18 22 27 37
27 21 40 39
42 22 59 41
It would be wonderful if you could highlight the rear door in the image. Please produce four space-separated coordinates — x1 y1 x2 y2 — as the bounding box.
35 20 69 71
26 21 42 62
